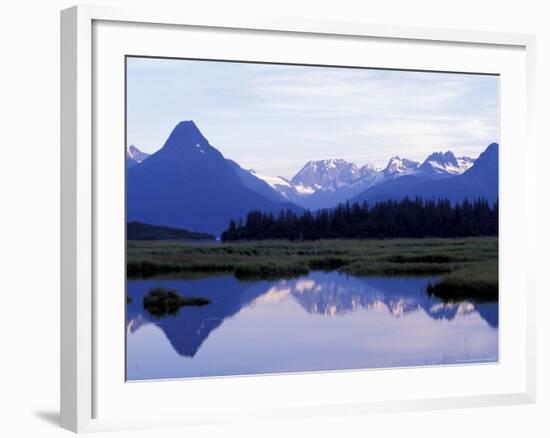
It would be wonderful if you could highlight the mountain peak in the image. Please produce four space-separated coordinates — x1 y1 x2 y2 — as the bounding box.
417 150 475 177
360 163 382 176
176 119 198 130
466 143 498 177
423 150 459 168
383 156 420 176
163 120 209 151
291 158 360 192
425 150 457 163
126 144 150 168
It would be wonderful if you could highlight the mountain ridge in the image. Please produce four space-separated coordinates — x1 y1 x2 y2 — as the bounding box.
351 143 498 205
248 149 477 210
126 121 495 224
126 121 303 236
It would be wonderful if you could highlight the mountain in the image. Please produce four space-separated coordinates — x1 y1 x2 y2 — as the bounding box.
127 221 215 240
291 159 361 193
247 151 475 210
247 170 304 204
457 156 475 170
383 156 420 178
359 163 381 178
277 159 383 210
352 143 498 205
226 160 290 203
243 159 376 208
295 170 384 210
416 151 474 178
126 145 150 168
126 121 302 236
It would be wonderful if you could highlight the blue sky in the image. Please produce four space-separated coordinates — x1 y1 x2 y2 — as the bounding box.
127 57 499 179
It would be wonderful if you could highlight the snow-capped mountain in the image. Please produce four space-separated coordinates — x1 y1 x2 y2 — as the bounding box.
351 143 497 206
416 151 474 178
226 160 291 203
382 157 420 178
240 149 477 210
359 163 383 177
248 171 303 203
126 120 492 235
290 159 361 193
245 159 384 210
457 156 475 171
126 145 150 168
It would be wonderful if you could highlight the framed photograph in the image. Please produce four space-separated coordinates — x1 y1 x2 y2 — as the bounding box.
61 5 536 433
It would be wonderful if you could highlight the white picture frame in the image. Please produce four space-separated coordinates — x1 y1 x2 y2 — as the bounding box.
60 4 537 433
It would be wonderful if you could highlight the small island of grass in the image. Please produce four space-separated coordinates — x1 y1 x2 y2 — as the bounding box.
143 286 211 317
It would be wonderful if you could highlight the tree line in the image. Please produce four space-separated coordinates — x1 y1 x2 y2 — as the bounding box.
221 197 498 241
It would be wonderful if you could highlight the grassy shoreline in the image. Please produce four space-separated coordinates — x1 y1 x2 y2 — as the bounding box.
127 237 498 301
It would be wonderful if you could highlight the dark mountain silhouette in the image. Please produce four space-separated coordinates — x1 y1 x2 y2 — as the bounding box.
352 143 498 205
126 121 302 236
127 221 214 240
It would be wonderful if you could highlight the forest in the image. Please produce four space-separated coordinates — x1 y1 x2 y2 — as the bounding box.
221 197 498 241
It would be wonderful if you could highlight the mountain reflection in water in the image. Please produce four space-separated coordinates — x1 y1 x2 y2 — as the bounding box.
126 271 498 380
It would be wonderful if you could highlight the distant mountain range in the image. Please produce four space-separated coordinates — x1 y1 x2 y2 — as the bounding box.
244 147 488 209
351 143 498 205
226 148 476 210
127 120 498 235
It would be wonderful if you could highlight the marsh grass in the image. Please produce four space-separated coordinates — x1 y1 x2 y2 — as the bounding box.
128 238 498 300
427 263 498 301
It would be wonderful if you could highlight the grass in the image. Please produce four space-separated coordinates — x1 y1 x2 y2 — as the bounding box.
142 286 211 317
427 263 498 302
128 237 498 301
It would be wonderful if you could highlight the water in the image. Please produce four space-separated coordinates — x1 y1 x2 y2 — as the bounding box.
126 271 498 381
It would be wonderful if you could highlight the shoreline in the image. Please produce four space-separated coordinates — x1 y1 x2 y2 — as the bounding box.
127 237 498 301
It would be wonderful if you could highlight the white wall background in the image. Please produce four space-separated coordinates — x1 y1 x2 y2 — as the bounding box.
0 1 547 437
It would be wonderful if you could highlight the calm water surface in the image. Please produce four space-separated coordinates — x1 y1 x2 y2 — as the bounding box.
126 271 498 380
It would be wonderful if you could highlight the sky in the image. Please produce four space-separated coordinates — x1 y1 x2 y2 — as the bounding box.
127 57 499 179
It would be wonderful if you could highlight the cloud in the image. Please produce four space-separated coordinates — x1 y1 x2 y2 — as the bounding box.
127 58 499 177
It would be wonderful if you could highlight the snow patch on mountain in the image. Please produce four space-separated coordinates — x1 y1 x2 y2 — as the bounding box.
291 158 361 193
383 156 420 177
417 151 475 177
126 145 150 168
231 148 478 210
250 171 292 189
294 184 316 195
457 156 475 172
